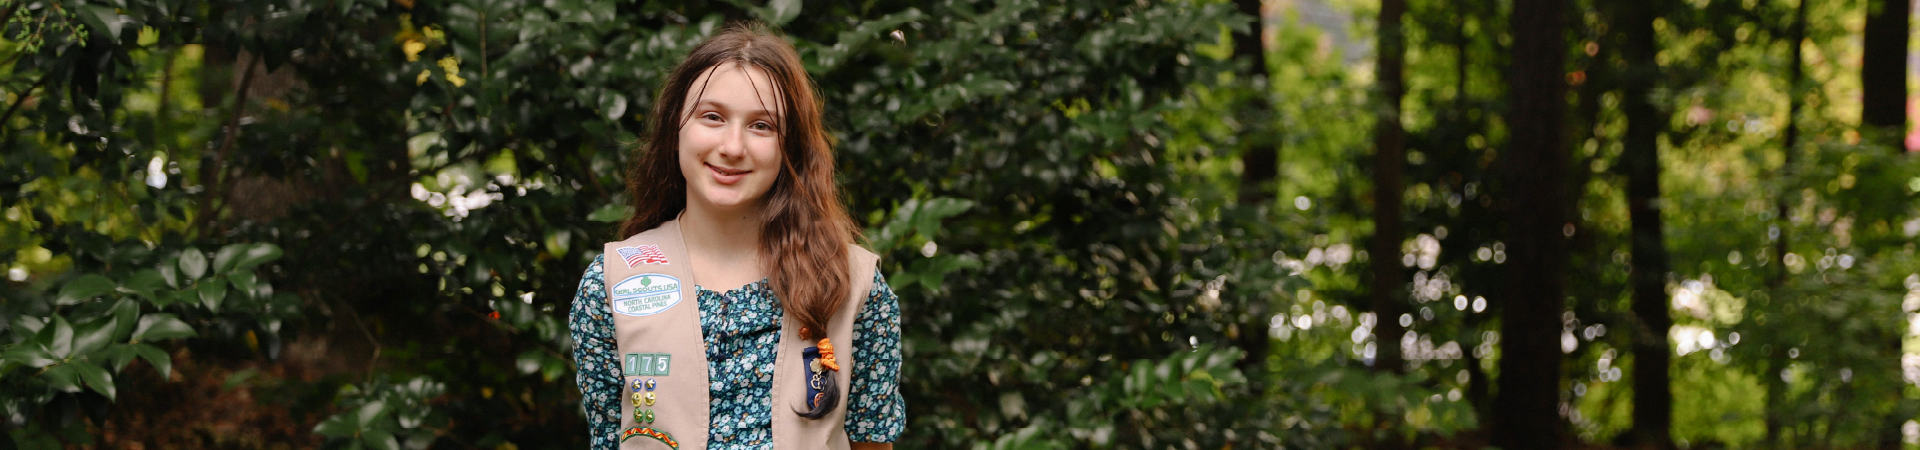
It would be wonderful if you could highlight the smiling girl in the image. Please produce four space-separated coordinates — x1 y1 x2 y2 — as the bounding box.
568 23 903 450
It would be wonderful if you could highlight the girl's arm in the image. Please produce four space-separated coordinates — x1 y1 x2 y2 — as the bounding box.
569 256 623 450
844 267 907 444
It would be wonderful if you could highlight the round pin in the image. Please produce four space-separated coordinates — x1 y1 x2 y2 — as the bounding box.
630 378 645 392
643 409 656 422
644 392 657 406
632 392 644 406
644 378 657 391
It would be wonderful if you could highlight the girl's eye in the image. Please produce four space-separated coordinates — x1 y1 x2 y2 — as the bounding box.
702 113 722 121
751 122 773 131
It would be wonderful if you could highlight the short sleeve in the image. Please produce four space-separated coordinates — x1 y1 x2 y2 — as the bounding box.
844 267 905 442
568 255 623 450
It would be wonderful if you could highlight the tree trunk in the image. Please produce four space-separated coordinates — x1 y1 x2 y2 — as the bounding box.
1370 0 1409 376
1861 0 1911 149
1492 0 1571 448
1765 1 1808 445
1234 0 1279 206
1453 2 1495 424
1229 0 1277 378
1619 0 1674 448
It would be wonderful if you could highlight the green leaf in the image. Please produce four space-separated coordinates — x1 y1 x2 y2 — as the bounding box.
362 429 399 450
598 91 628 121
768 0 801 25
313 413 359 438
157 258 180 289
223 367 259 389
199 276 229 312
886 270 919 291
231 244 284 271
102 344 137 372
109 299 139 341
42 364 82 393
133 314 196 342
356 399 390 426
1 342 57 367
73 361 114 401
230 271 258 296
56 274 116 305
179 249 208 280
912 198 975 240
546 230 571 258
212 244 246 274
129 344 172 378
69 315 118 357
587 203 632 222
78 5 127 39
122 269 166 301
12 315 46 338
42 315 74 358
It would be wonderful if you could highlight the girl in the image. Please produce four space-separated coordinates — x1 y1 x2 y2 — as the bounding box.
569 23 903 450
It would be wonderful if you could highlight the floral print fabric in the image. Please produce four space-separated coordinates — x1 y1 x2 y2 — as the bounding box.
569 255 904 449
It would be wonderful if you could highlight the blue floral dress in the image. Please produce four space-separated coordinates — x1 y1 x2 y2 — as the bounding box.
569 255 905 449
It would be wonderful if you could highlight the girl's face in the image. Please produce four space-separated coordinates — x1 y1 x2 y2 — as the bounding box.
678 63 786 214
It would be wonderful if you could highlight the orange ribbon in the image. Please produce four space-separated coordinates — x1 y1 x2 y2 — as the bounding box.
817 338 840 371
620 427 678 448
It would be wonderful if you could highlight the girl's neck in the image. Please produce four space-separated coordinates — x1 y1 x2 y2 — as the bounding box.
679 200 764 266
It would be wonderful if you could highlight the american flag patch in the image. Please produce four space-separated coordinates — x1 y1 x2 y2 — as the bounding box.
616 245 670 267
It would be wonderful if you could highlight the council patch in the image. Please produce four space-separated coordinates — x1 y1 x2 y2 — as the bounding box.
610 274 682 316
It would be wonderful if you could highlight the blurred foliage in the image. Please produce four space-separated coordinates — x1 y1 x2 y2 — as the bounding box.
0 0 1918 449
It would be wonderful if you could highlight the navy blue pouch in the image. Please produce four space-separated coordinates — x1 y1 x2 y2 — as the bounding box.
800 346 825 409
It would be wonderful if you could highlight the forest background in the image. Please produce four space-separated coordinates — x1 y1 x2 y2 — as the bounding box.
2 0 1918 449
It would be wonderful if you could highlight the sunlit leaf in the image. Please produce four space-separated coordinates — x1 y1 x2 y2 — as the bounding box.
587 204 632 222
212 243 246 274
230 270 258 297
179 249 208 280
767 0 801 25
56 274 115 305
122 269 166 301
42 364 82 393
0 342 57 367
133 314 196 342
109 298 139 341
69 314 118 357
313 413 359 438
42 315 73 358
129 343 173 378
231 244 284 271
199 276 229 312
73 361 114 401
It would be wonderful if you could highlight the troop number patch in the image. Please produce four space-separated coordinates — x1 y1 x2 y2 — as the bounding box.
624 353 672 376
610 274 682 316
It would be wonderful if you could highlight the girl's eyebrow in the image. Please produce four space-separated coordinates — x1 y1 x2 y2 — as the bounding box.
692 99 779 122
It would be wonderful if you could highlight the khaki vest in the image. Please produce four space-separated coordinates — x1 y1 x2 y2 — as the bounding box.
601 219 876 450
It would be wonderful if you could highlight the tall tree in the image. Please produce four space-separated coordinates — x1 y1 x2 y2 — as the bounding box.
1492 0 1571 448
1860 0 1911 148
1235 0 1279 205
1618 0 1675 448
1230 0 1277 377
1370 0 1409 375
1765 0 1810 444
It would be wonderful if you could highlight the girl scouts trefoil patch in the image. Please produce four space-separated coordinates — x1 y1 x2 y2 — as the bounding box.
610 274 682 316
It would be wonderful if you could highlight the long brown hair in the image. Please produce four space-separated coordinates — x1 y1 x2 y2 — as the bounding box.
619 23 857 346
